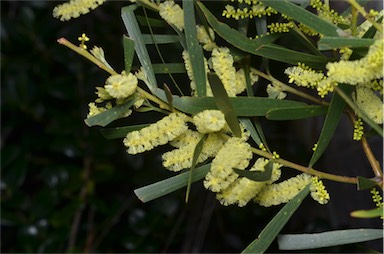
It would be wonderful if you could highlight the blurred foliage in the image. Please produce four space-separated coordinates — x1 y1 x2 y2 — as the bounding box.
1 1 382 253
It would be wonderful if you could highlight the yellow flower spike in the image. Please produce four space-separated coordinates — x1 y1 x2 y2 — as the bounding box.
78 33 90 49
159 0 184 31
353 118 364 141
310 177 330 205
104 71 138 99
53 0 106 21
370 188 383 207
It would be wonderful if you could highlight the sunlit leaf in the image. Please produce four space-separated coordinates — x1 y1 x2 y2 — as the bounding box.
278 229 383 250
208 73 241 137
242 185 310 253
100 124 149 139
84 99 135 127
266 105 328 120
134 164 210 203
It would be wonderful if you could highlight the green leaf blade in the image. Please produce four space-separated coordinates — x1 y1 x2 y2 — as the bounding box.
266 105 328 120
134 164 210 203
318 37 376 51
242 185 310 253
183 0 206 96
123 35 135 73
259 0 340 37
208 73 242 137
84 100 135 127
100 124 149 139
122 5 158 91
278 229 383 250
308 85 349 168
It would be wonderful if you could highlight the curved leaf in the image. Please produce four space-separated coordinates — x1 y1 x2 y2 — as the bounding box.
123 35 135 73
278 229 383 250
233 160 273 182
351 208 383 218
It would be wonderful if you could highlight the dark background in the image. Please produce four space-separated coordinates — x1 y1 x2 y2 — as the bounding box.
1 1 382 253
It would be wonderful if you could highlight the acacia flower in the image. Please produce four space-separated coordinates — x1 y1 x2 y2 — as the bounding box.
196 25 217 51
353 118 364 141
284 64 324 88
254 173 312 207
104 71 138 99
204 137 252 192
87 102 111 118
216 158 282 207
310 177 330 205
193 110 226 134
53 0 106 21
162 133 225 172
124 113 188 154
326 39 383 85
354 87 383 124
159 0 184 31
211 47 237 97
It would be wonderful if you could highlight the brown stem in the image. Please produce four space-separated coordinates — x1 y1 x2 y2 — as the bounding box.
251 147 358 184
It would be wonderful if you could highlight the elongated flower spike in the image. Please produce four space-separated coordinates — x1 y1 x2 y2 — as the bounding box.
53 0 107 21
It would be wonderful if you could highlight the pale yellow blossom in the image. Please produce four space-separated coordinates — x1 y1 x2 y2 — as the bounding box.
53 0 106 21
159 0 184 31
104 72 138 99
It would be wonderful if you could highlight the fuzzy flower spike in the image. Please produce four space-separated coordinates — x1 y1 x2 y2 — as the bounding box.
53 0 107 21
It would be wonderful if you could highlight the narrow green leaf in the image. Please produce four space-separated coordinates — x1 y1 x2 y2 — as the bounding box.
123 35 135 73
122 5 157 91
172 96 307 116
242 185 310 253
152 63 186 74
266 105 328 120
239 118 262 146
208 73 242 137
84 99 134 127
357 176 379 190
183 0 206 96
318 37 375 51
233 160 273 182
308 85 348 168
185 134 208 202
134 164 210 203
142 34 180 44
278 229 383 250
163 83 174 112
100 124 149 139
351 207 383 218
197 2 328 68
136 15 167 27
259 0 340 37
